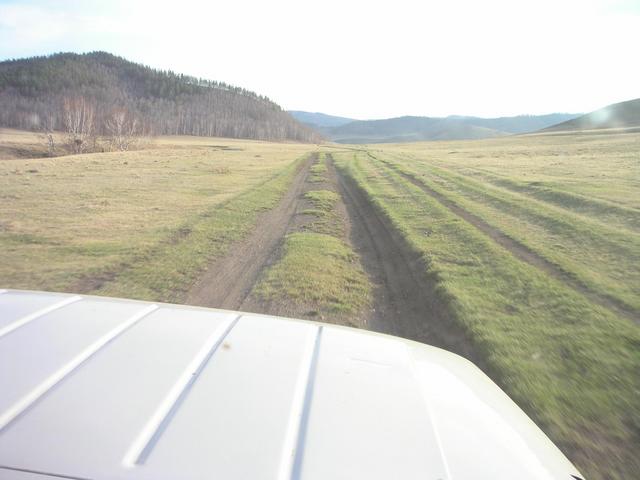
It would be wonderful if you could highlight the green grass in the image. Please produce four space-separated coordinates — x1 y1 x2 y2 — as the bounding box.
304 189 339 212
253 232 371 320
376 155 640 315
456 169 640 233
334 149 640 480
302 189 343 236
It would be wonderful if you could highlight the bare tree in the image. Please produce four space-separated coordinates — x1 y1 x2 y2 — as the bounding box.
63 96 95 154
105 108 138 151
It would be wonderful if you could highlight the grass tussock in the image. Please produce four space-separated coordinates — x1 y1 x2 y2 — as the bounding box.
302 189 343 236
304 189 339 212
309 155 328 182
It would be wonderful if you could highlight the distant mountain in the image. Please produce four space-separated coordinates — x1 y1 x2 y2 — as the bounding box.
542 98 640 132
312 112 580 143
0 52 320 142
326 116 499 143
288 111 355 128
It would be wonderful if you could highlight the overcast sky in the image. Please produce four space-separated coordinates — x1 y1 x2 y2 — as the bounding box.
0 0 638 119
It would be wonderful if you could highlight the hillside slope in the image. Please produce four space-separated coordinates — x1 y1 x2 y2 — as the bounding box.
315 113 579 143
457 113 582 134
0 52 320 142
543 98 640 132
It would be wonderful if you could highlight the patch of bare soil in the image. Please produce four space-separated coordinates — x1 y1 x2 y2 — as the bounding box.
185 155 314 309
380 159 639 325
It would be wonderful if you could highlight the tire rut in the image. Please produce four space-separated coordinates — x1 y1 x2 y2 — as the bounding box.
331 154 478 361
185 155 314 310
375 156 639 324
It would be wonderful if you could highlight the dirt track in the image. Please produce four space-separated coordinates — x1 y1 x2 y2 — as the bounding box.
186 150 476 361
238 154 346 322
185 155 313 309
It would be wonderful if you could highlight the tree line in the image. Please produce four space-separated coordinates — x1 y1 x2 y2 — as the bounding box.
0 52 322 148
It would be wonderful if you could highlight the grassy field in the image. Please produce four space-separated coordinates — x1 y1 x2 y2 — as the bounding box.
375 132 640 209
373 134 640 317
0 131 315 299
333 131 640 480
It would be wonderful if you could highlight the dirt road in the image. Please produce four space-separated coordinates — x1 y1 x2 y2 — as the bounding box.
187 151 476 361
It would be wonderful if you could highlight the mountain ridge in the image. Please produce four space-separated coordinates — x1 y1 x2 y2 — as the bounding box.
289 111 580 143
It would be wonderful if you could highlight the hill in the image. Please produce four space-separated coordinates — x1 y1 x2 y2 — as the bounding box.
451 113 583 134
317 112 579 143
0 52 320 143
288 111 355 128
542 98 640 132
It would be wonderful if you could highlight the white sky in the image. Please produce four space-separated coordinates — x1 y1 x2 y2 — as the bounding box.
0 0 638 119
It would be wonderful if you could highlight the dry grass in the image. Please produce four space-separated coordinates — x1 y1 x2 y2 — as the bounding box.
0 132 315 292
373 132 640 209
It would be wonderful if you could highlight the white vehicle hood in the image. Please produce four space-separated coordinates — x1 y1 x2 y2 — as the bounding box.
0 289 583 480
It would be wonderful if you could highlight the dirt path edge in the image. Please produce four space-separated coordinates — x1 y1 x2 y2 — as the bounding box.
185 155 314 309
332 154 480 363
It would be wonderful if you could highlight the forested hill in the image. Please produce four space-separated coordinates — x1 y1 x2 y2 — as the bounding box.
0 52 320 142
